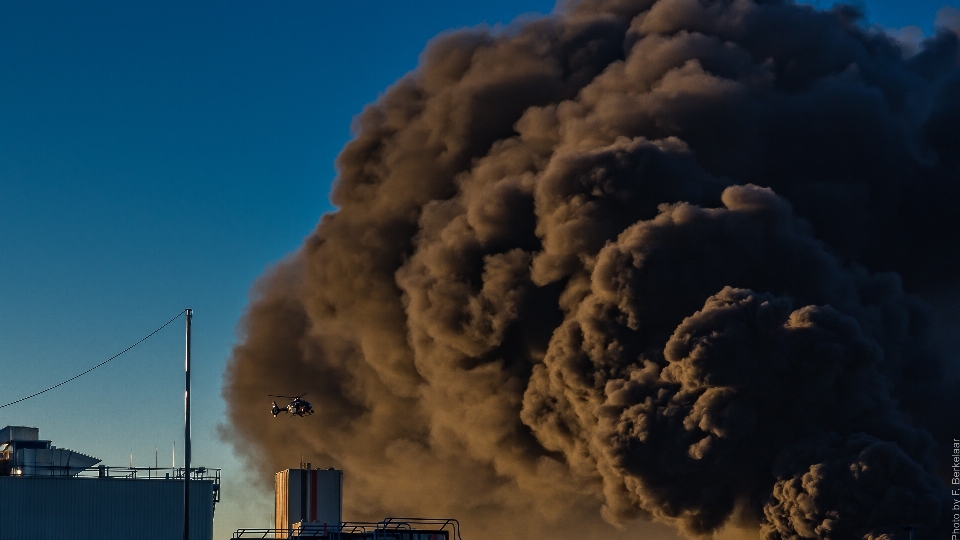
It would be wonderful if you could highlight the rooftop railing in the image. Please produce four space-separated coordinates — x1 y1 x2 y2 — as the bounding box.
5 465 223 504
78 466 221 504
232 517 461 540
75 465 220 483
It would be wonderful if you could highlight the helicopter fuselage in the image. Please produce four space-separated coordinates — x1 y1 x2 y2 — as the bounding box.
271 397 314 417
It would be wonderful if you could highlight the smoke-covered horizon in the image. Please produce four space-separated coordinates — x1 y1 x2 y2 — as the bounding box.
223 1 960 538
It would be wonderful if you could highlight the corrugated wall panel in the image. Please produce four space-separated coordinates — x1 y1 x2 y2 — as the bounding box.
277 468 301 533
275 469 288 537
0 476 214 540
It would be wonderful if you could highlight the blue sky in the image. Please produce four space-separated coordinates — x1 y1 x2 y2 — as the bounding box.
0 1 956 538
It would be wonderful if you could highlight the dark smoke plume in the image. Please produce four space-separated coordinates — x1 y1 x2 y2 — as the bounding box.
223 1 960 538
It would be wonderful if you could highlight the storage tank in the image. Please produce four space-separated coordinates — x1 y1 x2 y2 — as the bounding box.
274 466 342 537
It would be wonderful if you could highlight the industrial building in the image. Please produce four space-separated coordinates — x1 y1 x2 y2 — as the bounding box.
232 464 461 540
275 467 343 531
0 425 219 540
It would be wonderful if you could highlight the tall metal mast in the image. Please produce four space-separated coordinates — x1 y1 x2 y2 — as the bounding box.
183 309 192 540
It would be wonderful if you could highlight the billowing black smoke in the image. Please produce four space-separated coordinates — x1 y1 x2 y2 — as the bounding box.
223 1 960 539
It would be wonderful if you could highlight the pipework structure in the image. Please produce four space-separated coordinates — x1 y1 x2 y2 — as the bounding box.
232 464 463 540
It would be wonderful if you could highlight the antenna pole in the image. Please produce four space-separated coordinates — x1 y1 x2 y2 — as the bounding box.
183 309 192 540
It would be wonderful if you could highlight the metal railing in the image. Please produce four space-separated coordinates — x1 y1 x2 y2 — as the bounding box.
232 522 379 539
380 518 461 540
233 521 378 538
3 464 222 505
75 465 220 482
74 465 222 503
232 517 461 540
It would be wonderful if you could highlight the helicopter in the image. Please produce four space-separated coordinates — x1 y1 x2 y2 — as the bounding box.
270 394 314 417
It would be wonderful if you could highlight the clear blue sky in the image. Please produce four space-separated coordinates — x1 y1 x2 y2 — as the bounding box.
0 1 955 538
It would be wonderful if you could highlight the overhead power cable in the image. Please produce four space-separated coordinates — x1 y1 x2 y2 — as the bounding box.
0 309 187 409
